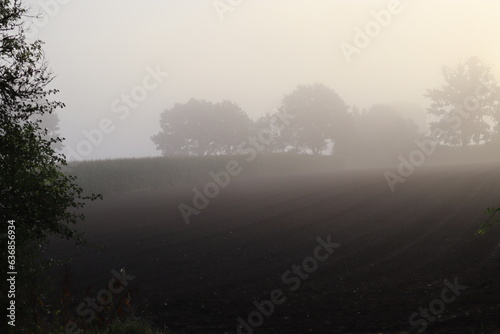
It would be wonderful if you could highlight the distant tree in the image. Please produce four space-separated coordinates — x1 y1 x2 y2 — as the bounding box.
152 99 214 156
254 112 288 153
351 104 420 166
213 100 254 154
425 57 500 147
152 98 252 156
278 83 353 156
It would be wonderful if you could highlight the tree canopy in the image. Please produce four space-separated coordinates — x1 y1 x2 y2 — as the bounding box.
152 98 253 156
0 0 94 246
425 57 500 147
275 83 353 156
0 1 99 330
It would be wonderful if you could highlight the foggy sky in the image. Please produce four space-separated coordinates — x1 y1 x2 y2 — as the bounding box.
25 0 500 160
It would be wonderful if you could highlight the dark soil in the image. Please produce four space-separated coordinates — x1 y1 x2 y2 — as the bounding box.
47 163 500 333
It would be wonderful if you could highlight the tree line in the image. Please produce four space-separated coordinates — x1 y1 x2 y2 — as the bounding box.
151 57 500 166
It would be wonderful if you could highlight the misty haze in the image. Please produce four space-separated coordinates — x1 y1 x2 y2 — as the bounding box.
2 1 500 333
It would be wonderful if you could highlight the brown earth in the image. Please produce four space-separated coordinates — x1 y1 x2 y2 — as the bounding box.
47 163 500 333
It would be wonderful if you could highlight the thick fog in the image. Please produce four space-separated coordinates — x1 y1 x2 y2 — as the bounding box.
25 0 500 160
